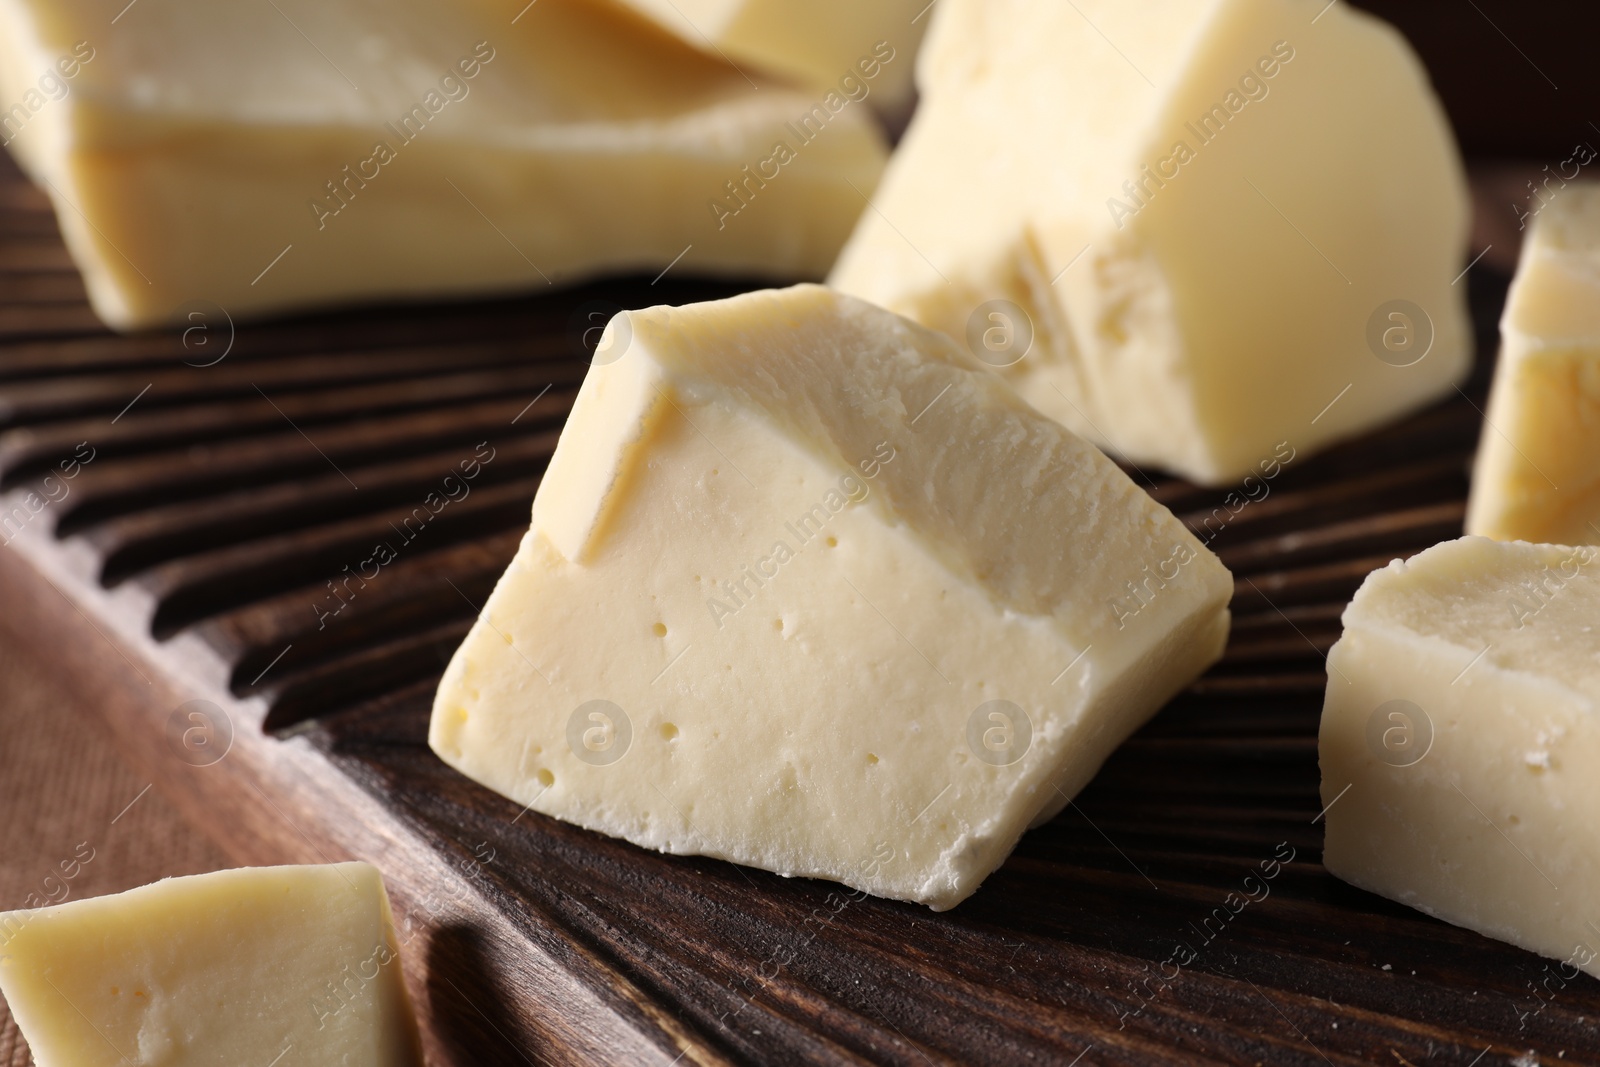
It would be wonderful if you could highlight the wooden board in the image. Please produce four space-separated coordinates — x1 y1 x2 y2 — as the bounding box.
2 150 1595 1067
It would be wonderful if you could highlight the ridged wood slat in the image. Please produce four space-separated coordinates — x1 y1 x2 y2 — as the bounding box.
0 311 556 378
86 432 558 583
0 368 573 488
35 391 573 533
0 145 1591 1067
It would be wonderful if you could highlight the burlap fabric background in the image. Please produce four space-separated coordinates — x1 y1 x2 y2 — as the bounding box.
0 638 228 1066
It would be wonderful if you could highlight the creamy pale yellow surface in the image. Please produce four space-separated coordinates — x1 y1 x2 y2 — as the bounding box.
0 0 885 329
606 0 927 110
829 0 1471 485
0 863 422 1067
1468 184 1600 545
430 284 1232 909
1320 537 1600 975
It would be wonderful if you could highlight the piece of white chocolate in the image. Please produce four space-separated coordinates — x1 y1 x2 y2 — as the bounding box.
607 0 927 112
1468 182 1600 546
431 283 1232 909
830 0 1471 485
0 0 886 329
0 863 422 1067
1320 536 1600 975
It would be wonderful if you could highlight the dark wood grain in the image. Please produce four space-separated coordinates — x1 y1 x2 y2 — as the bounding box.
0 145 1594 1067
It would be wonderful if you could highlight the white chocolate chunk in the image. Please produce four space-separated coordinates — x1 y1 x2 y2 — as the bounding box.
431 284 1232 909
607 0 927 111
1468 182 1600 546
1320 536 1600 975
0 863 422 1067
0 0 885 329
829 0 1471 485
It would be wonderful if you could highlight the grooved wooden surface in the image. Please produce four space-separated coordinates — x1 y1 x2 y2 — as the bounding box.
2 145 1595 1067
